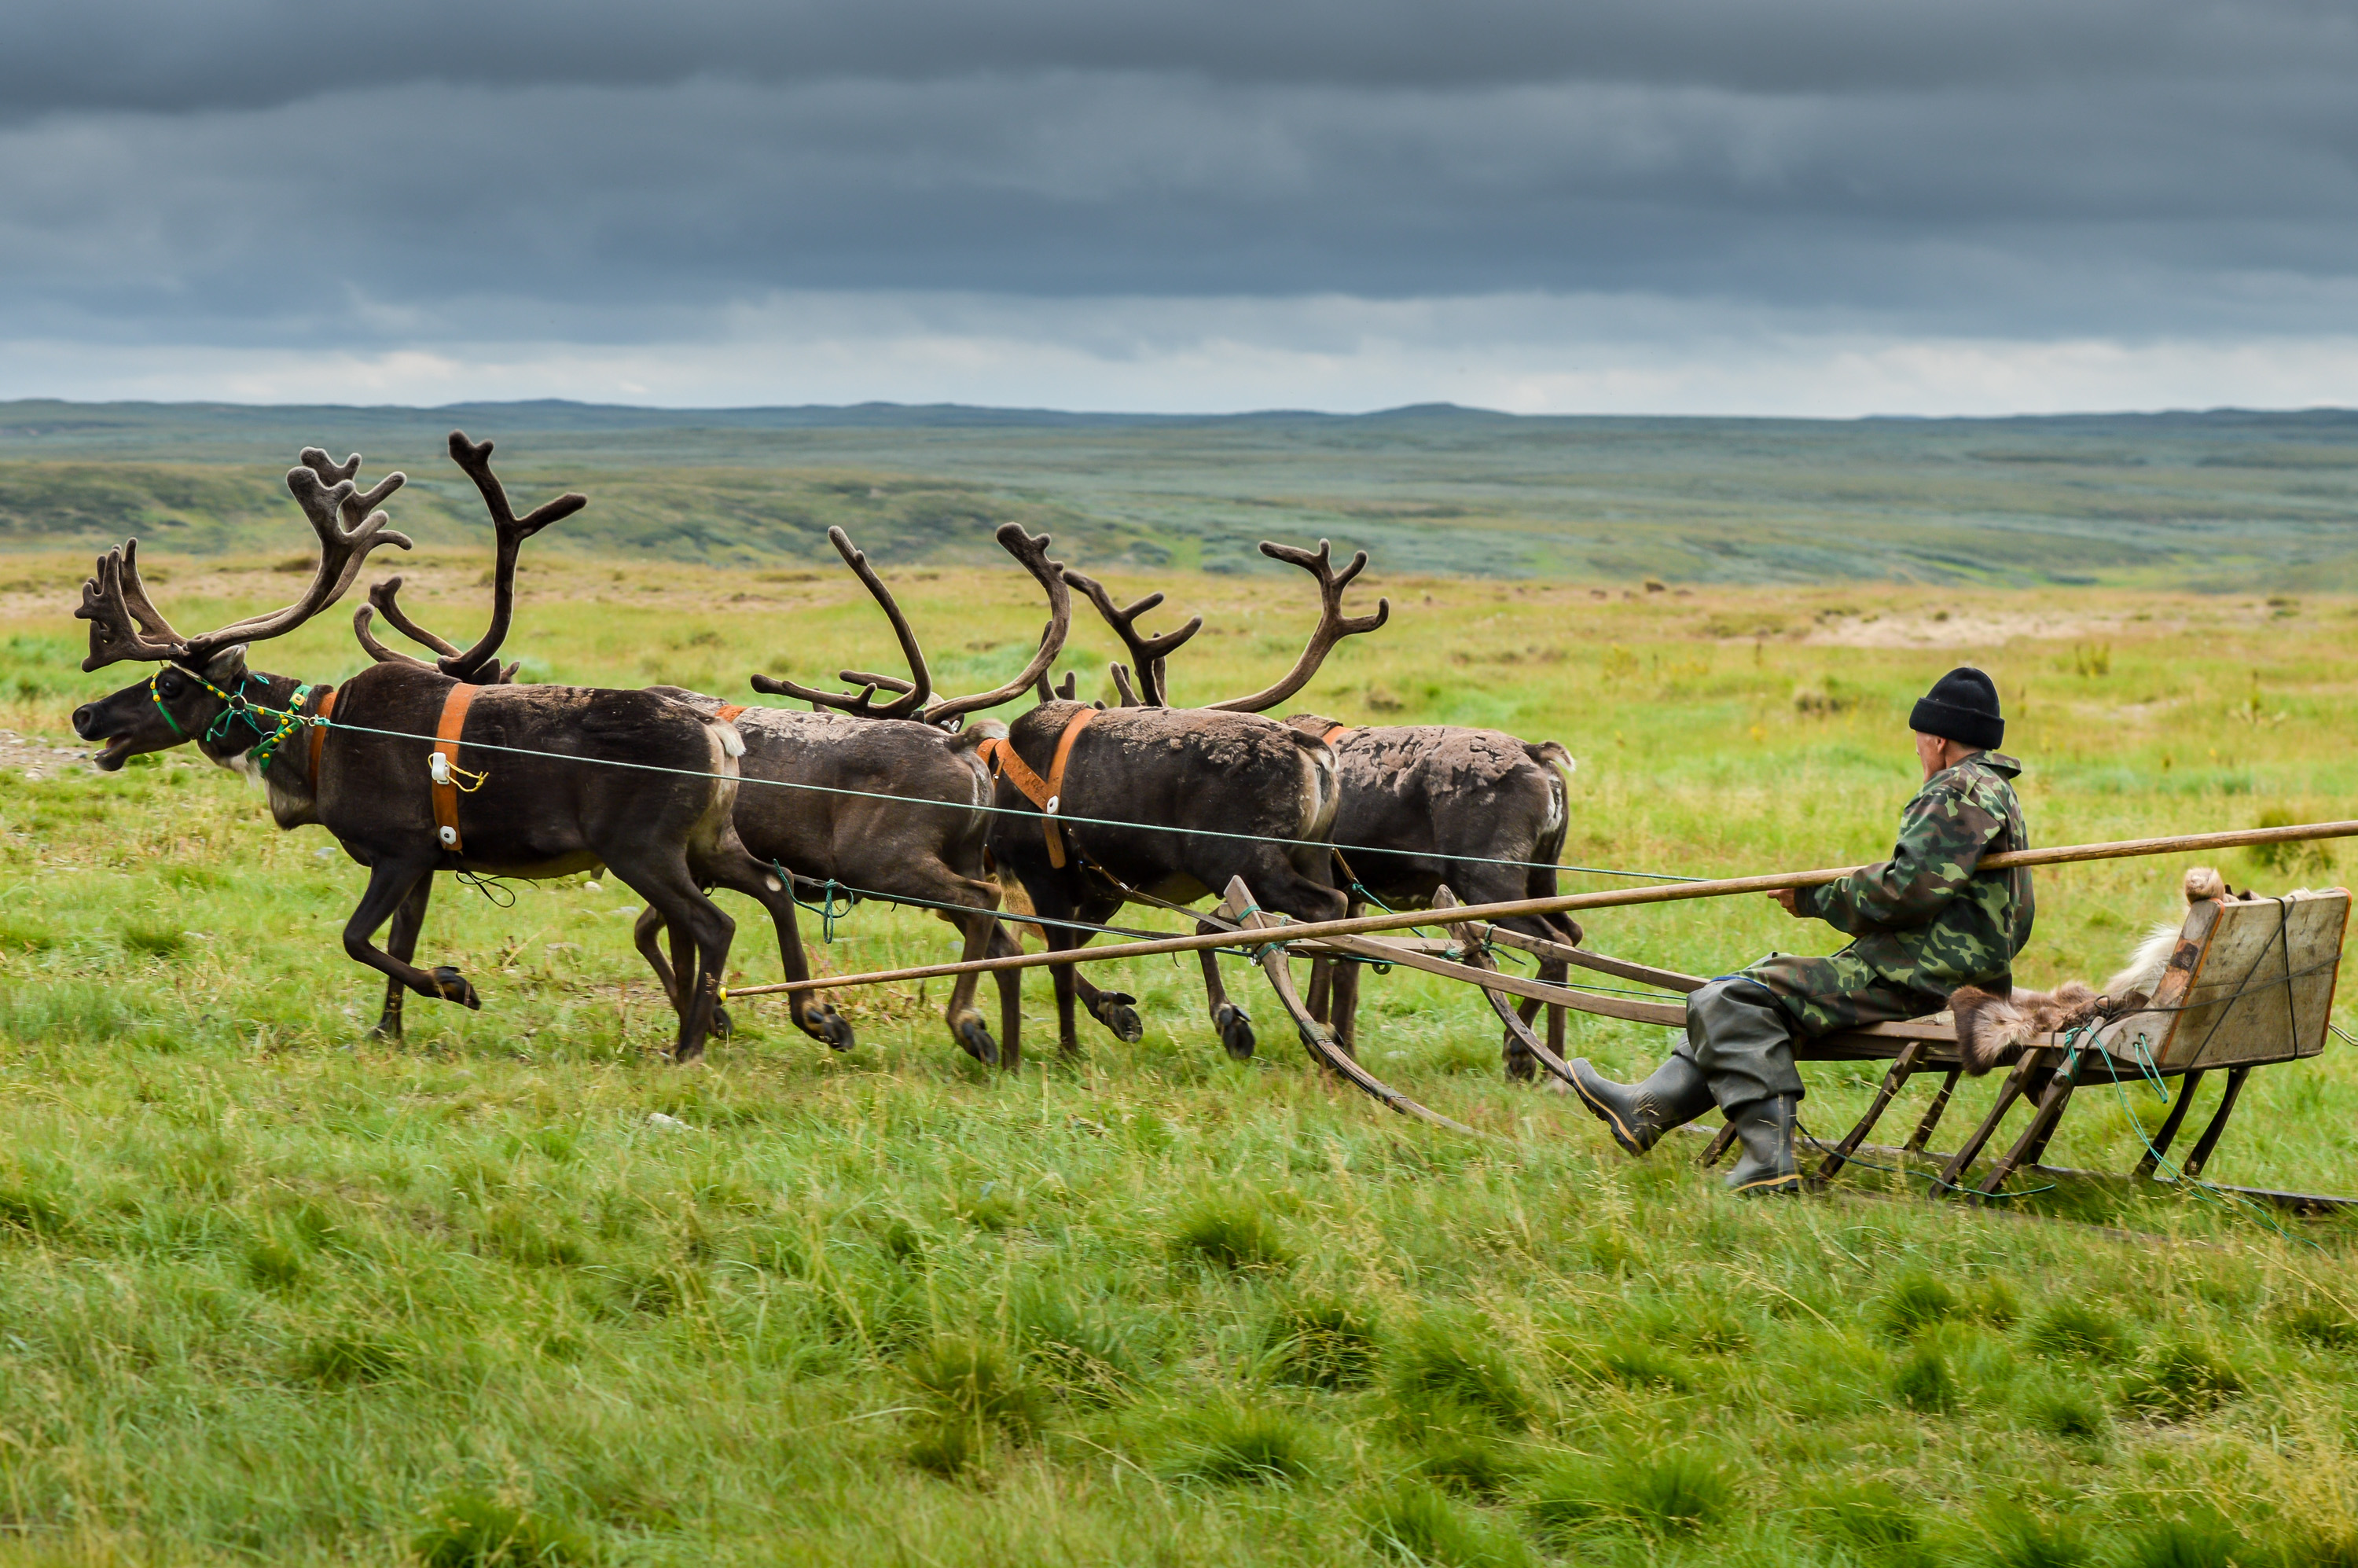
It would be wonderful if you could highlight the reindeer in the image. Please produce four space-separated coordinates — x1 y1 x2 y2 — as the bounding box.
964 541 1387 1060
68 434 813 1060
359 519 1071 1067
1081 556 1585 1078
1283 718 1581 1078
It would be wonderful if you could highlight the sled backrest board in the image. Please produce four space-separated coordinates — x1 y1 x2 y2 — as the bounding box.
2098 889 2349 1073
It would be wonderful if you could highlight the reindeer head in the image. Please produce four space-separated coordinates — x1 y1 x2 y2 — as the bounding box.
71 458 413 769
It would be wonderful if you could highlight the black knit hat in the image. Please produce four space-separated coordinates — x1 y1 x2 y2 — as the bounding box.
1910 666 2004 750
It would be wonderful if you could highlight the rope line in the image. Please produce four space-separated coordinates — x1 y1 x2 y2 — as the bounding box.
178 689 1699 886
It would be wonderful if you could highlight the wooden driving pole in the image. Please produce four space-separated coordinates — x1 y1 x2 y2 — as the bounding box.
722 817 2358 1001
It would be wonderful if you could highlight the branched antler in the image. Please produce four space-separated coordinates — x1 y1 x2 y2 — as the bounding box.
1061 568 1200 707
921 524 1074 726
352 575 520 682
1203 540 1390 713
438 431 585 679
78 455 413 672
750 527 933 719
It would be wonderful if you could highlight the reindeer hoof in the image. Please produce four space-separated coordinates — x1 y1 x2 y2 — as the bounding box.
711 1005 733 1042
809 1008 855 1052
1214 1003 1256 1061
1504 1042 1537 1083
1092 991 1143 1044
430 967 480 1008
954 1015 1000 1067
674 1039 706 1064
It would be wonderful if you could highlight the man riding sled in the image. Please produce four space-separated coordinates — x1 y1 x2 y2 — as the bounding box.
1571 667 2034 1195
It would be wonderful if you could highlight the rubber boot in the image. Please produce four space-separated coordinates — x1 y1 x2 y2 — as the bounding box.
1569 1053 1713 1156
1723 1093 1802 1195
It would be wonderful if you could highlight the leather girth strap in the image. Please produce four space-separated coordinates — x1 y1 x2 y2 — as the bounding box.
714 704 747 724
432 683 482 855
307 686 338 791
1322 722 1357 744
979 706 1096 868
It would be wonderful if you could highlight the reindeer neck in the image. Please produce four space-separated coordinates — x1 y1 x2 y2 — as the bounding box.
190 666 323 778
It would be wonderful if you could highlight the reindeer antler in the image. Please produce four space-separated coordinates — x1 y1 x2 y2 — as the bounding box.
750 527 933 719
1203 540 1390 713
1061 568 1200 707
921 524 1074 726
77 457 414 672
437 430 585 679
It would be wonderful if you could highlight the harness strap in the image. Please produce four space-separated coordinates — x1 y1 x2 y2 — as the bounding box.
308 686 337 790
979 706 1096 869
714 704 747 724
1322 722 1357 744
430 683 483 854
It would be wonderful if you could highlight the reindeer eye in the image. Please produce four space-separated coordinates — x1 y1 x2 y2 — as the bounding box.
158 673 184 697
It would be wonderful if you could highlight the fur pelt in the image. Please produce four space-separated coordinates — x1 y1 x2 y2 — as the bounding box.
1945 865 2228 1075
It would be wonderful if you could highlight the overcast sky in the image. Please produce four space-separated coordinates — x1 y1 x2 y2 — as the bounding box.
6 1 2356 415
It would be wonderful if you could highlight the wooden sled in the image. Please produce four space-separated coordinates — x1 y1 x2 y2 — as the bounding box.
1715 886 2350 1198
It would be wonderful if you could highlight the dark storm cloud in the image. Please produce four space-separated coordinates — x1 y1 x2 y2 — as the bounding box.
4 1 2356 347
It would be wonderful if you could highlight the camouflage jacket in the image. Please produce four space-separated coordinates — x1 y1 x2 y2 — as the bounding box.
1746 751 2034 1034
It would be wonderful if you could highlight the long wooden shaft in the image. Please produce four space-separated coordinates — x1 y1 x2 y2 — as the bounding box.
725 817 2358 999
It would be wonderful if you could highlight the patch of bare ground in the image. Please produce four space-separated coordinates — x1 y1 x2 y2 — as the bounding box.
1800 605 2257 648
0 729 94 780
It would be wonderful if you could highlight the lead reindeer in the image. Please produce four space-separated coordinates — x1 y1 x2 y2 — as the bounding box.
69 434 800 1060
954 540 1387 1061
360 518 1069 1067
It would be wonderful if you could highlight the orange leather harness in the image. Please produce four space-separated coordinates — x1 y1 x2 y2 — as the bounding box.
308 686 338 790
430 683 483 854
714 704 747 724
1321 722 1357 744
979 706 1096 868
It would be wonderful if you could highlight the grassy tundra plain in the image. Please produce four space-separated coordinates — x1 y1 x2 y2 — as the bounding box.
3 527 2358 1566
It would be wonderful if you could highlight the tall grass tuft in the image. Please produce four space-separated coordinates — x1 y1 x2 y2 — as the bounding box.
2125 1516 2245 1568
1169 1197 1295 1271
1985 1507 2092 1568
1363 1480 1529 1567
1162 1405 1319 1485
902 1336 1042 1437
1262 1294 1381 1389
413 1489 591 1567
1892 1343 1957 1412
2121 1341 2245 1419
1390 1322 1533 1429
2026 1301 2134 1362
1877 1271 1960 1339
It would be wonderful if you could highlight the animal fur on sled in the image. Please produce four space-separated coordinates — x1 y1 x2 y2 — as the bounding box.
1945 866 2228 1075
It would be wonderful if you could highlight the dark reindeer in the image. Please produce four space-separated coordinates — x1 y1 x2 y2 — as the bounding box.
1087 554 1585 1078
362 520 1071 1068
968 541 1388 1060
68 435 809 1061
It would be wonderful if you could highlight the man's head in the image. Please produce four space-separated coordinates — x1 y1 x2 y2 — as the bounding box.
1909 666 2003 779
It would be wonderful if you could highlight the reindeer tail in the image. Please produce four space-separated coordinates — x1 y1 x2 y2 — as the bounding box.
1948 985 2029 1076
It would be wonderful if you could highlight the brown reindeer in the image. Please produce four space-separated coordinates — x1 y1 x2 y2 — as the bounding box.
69 435 803 1060
642 523 1074 1066
360 520 1068 1067
1284 718 1581 1078
963 541 1387 1060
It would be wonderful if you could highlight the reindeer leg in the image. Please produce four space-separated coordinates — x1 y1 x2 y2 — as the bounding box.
343 857 477 1014
369 873 435 1041
1329 948 1363 1057
1306 955 1333 1022
1063 896 1140 1043
712 858 851 1052
1199 934 1255 1060
632 905 681 1009
608 854 733 1063
939 906 1002 1068
987 920 1024 1073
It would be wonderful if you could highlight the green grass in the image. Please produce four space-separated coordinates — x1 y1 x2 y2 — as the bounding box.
3 560 2358 1561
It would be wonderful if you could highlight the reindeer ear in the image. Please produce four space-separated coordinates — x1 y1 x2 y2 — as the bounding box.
202 644 249 685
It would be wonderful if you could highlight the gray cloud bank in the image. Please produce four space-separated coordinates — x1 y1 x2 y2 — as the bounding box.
4 1 2356 398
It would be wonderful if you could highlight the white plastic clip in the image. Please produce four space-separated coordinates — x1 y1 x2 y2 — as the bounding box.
429 753 451 786
1044 795 1060 817
437 824 458 848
